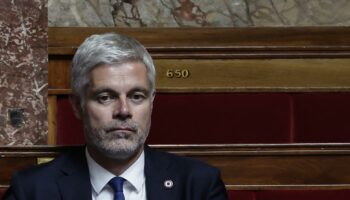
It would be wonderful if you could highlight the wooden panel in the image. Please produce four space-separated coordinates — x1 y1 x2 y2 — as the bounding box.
48 27 350 92
0 186 6 198
49 58 350 93
0 146 68 186
156 59 350 92
157 144 350 190
47 95 57 145
48 27 350 58
214 155 350 190
48 56 71 90
0 157 36 185
1 144 350 190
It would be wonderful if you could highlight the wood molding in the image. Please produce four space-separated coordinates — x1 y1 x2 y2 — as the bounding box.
1 144 350 190
48 27 350 58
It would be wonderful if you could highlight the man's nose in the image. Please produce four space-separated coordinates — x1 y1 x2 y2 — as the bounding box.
113 97 131 120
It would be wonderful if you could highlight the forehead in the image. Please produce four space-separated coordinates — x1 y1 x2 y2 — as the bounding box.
88 61 150 90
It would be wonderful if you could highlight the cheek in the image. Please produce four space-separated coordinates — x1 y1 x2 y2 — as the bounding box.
135 104 153 126
85 103 112 126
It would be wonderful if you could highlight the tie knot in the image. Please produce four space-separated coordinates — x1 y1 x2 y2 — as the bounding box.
109 177 125 192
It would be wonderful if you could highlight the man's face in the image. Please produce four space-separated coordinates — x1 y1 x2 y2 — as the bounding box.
80 61 154 159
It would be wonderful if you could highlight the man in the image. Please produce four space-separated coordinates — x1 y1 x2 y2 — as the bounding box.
3 33 228 200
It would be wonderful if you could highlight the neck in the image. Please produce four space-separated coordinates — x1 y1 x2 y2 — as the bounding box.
87 145 144 175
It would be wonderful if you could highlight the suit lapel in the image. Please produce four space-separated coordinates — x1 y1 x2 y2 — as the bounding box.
144 146 179 200
56 149 92 200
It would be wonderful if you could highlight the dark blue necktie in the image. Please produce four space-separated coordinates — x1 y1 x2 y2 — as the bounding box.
108 177 125 200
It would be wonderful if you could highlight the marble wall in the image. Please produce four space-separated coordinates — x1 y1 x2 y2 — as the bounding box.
49 0 350 27
0 0 48 145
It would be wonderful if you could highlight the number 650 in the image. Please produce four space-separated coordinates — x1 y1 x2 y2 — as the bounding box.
166 69 190 78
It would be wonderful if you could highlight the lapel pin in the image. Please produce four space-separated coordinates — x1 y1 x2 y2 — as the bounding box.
164 180 173 188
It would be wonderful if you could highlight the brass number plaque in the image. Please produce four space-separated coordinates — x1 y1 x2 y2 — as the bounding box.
166 69 190 78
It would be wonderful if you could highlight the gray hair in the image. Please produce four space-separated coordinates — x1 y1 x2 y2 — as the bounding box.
71 33 156 102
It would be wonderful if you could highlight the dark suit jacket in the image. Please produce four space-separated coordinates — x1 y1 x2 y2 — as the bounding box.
3 146 228 200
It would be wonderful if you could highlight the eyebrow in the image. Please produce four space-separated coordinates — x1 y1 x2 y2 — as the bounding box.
128 87 151 96
90 87 151 97
89 87 116 97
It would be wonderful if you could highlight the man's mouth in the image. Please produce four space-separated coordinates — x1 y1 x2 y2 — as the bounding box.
106 126 136 133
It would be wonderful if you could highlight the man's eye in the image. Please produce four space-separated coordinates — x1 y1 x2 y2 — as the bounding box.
131 93 146 102
97 94 114 103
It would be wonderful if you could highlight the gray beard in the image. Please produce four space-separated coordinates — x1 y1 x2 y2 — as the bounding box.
91 138 141 160
83 119 150 160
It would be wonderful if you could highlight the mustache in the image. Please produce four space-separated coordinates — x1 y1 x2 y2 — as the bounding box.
102 120 138 132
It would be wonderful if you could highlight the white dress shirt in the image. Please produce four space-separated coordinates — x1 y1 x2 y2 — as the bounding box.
85 149 147 200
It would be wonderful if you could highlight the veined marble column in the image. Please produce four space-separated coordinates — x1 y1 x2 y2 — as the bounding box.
0 0 48 145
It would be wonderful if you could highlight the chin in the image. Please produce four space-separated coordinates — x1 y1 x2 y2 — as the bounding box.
97 140 143 160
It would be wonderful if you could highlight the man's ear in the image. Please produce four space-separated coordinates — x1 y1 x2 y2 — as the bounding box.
151 90 156 102
150 90 156 112
70 95 82 120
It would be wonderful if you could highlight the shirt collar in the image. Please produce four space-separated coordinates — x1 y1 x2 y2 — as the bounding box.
85 148 145 195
